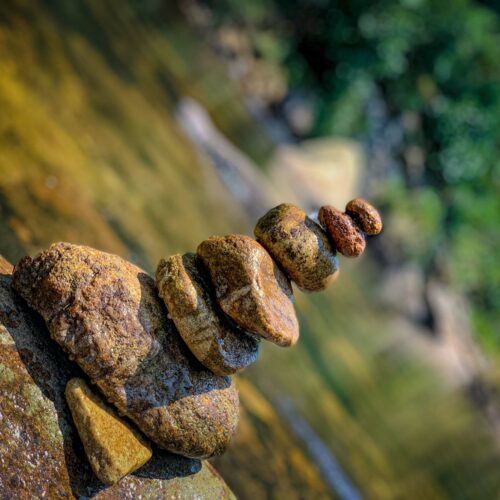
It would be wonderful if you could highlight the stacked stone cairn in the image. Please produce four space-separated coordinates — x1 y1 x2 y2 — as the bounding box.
11 200 382 485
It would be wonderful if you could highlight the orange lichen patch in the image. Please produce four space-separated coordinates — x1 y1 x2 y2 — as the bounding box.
254 203 339 291
197 235 299 347
65 378 152 485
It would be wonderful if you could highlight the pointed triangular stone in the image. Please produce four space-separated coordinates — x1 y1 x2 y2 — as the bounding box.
65 378 152 485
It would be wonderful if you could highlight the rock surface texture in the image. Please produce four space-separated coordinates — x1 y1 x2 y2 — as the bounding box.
11 243 239 459
318 206 366 257
345 198 383 235
0 254 234 498
254 203 339 291
197 235 299 347
65 377 152 485
156 253 260 376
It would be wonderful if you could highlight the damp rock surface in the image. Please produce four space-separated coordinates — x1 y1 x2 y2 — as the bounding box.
197 235 299 347
0 254 234 498
11 243 239 459
156 253 260 375
254 203 339 291
65 377 152 485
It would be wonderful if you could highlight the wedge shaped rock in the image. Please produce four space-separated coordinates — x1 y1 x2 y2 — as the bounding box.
318 205 366 257
255 203 339 291
156 253 260 375
197 235 299 347
65 377 152 485
12 243 239 459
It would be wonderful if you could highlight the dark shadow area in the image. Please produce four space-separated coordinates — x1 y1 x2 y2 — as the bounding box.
133 446 201 480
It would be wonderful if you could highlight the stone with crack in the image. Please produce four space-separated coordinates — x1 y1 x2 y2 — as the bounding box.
12 242 239 459
156 253 260 376
197 235 299 347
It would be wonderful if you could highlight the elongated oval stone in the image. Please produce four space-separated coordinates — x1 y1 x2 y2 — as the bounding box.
65 377 152 485
12 243 239 459
318 205 366 257
156 253 260 376
254 204 339 291
197 235 299 347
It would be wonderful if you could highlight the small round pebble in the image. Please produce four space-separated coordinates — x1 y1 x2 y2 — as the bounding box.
197 235 299 347
318 205 366 257
254 203 339 292
156 253 260 376
345 198 383 235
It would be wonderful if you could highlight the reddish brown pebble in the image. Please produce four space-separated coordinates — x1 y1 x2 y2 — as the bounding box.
197 235 299 347
318 205 366 257
254 203 339 292
12 243 239 459
345 198 383 235
156 253 260 376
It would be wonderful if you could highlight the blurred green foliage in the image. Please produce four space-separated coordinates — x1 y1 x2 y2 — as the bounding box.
205 0 500 353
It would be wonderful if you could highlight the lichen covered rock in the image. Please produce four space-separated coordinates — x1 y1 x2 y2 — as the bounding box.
11 243 239 459
65 378 152 485
254 204 339 291
197 235 299 347
156 253 260 375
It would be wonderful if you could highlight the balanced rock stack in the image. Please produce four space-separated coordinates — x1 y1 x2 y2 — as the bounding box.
11 199 381 485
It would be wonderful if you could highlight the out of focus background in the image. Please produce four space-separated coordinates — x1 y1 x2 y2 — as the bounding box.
1 1 499 498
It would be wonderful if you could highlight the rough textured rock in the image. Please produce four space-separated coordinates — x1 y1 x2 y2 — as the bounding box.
65 378 152 485
197 235 299 347
318 205 366 257
156 253 260 375
345 198 383 235
254 203 339 291
11 243 239 459
0 254 234 498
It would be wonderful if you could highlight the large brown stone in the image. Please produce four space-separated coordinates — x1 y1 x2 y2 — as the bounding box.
156 253 260 375
65 378 152 485
11 243 239 460
254 204 339 291
0 254 234 498
197 235 299 347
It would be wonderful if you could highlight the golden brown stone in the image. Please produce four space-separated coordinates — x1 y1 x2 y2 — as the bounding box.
345 198 383 235
65 377 152 485
156 253 260 375
254 204 339 291
12 243 239 459
197 235 299 347
318 205 366 257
